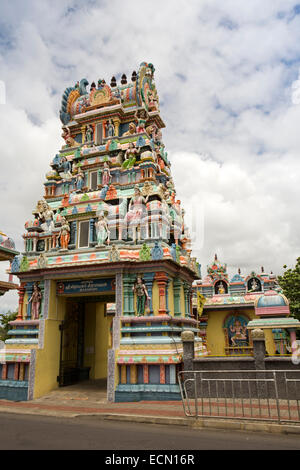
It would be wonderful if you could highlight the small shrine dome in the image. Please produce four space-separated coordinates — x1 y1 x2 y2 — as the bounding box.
0 231 16 250
255 290 290 316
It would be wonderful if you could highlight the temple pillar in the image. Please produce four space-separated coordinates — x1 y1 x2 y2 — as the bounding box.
143 365 149 384
155 272 168 315
26 283 33 320
173 278 182 316
16 283 26 320
81 125 86 144
143 273 155 316
123 274 135 316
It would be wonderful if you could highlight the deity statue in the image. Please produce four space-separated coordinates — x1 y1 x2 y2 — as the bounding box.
230 319 247 346
95 212 110 246
36 200 54 232
250 278 259 292
59 217 70 250
102 162 112 186
123 122 136 136
85 125 94 144
132 276 149 317
106 119 115 137
61 127 79 147
76 168 85 192
218 284 225 294
124 185 148 225
122 142 139 169
60 156 73 180
135 109 148 133
28 283 42 320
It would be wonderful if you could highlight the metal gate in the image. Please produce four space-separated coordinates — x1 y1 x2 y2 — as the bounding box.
57 302 90 386
178 370 300 424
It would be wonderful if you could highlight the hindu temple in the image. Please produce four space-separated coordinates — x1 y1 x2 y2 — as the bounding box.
5 61 204 402
193 254 300 357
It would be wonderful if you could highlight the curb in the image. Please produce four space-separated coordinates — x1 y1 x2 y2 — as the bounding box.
0 404 300 435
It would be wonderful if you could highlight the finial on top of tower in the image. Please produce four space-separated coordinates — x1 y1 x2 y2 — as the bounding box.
110 76 117 87
121 74 127 85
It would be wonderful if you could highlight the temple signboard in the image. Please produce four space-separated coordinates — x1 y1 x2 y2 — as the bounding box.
56 278 115 295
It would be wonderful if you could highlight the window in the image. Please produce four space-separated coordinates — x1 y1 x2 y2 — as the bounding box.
78 220 90 248
90 171 98 191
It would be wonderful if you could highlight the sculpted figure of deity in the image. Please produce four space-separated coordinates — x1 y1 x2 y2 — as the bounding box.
135 109 148 133
85 125 94 144
123 122 136 136
124 185 149 242
102 162 112 186
230 320 247 346
37 200 54 232
95 213 110 246
122 142 139 169
61 127 79 147
59 217 70 250
106 119 115 137
132 276 149 317
76 168 85 192
28 283 42 320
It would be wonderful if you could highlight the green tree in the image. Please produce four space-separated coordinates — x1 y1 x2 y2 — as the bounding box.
0 310 17 342
278 257 300 321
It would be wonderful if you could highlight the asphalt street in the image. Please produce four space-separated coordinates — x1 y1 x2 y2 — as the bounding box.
0 412 299 450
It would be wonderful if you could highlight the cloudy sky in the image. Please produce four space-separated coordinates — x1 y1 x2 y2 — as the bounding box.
1 0 300 312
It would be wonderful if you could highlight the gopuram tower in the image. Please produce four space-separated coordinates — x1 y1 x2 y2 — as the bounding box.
7 62 204 402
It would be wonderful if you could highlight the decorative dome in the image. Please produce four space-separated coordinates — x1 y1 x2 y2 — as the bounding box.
0 231 15 250
255 289 290 317
256 290 289 308
207 254 227 279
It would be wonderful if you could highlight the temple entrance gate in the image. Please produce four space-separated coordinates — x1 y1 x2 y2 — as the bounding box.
57 292 115 388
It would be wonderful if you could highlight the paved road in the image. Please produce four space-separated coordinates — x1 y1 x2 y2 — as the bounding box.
0 412 299 450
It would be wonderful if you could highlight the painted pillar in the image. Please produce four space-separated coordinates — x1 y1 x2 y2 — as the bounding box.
130 365 138 384
123 274 135 316
81 125 86 144
26 283 33 320
159 365 166 384
16 283 26 321
143 365 149 384
2 364 7 380
183 282 192 317
143 273 155 316
173 278 182 316
155 272 168 315
39 282 45 319
89 218 95 244
19 363 25 381
14 363 19 381
107 273 123 403
121 365 126 384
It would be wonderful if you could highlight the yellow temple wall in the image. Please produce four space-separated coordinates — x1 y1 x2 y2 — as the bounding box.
33 285 64 398
206 307 256 356
94 302 109 380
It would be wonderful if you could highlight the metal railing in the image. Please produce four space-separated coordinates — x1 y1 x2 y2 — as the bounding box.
178 370 300 424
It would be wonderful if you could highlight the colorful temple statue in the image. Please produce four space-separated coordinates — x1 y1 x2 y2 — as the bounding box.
6 61 204 403
132 277 149 316
28 283 42 320
193 255 300 356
